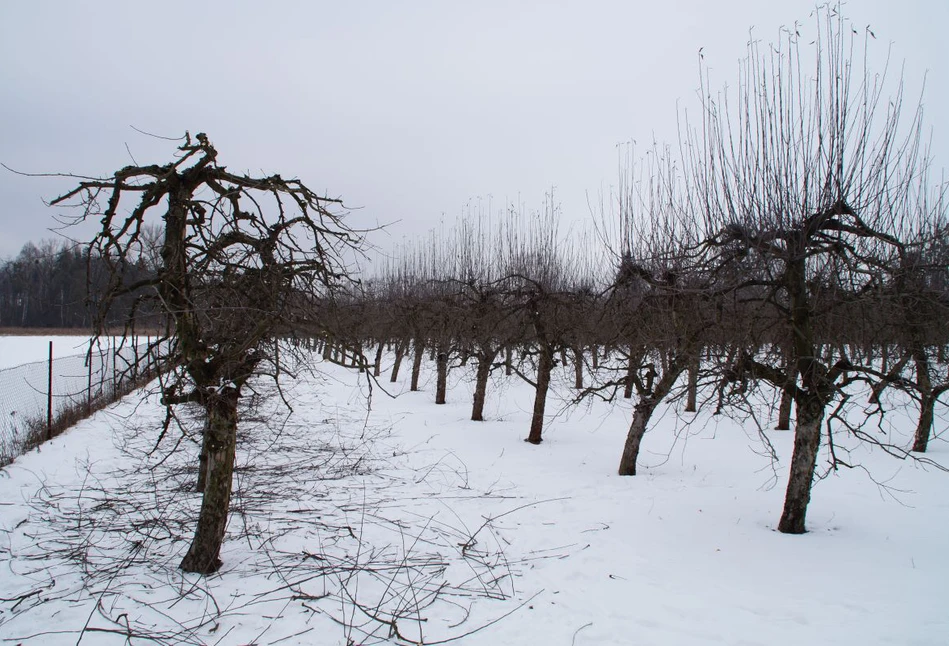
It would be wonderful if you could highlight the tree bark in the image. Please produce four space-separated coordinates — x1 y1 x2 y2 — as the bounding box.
181 390 239 573
435 346 448 404
624 351 635 399
373 341 384 378
526 347 554 444
196 419 209 492
777 254 824 535
912 348 933 453
776 344 797 429
618 399 656 475
776 387 794 430
410 340 425 392
471 348 497 421
684 356 699 412
913 394 935 453
389 340 406 382
777 394 823 534
573 347 584 389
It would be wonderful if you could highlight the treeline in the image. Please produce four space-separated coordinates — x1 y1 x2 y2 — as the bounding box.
0 238 158 329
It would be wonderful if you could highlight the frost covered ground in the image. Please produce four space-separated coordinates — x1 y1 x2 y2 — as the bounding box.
0 351 947 645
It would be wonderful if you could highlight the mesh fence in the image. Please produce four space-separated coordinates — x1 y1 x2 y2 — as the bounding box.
0 339 167 466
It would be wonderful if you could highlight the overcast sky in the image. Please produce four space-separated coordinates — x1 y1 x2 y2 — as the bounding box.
2 1 947 261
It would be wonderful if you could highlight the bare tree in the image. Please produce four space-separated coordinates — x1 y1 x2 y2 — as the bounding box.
51 132 360 573
889 222 949 452
687 9 938 533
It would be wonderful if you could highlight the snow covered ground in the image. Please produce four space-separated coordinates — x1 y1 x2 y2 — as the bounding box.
0 335 94 369
0 352 946 645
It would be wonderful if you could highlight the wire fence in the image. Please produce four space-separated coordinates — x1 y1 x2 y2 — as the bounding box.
0 338 167 467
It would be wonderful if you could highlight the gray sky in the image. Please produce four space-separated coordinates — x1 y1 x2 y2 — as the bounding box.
2 1 947 261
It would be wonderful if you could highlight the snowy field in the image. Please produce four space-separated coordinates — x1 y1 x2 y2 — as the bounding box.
0 353 946 645
0 334 95 369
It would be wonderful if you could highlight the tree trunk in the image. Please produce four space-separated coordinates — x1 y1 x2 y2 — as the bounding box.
196 419 210 492
352 343 362 369
526 347 554 444
618 399 657 475
505 346 513 376
776 341 798 429
389 340 406 382
410 341 425 392
181 390 239 574
684 356 699 412
573 347 583 389
912 348 933 453
913 394 935 453
373 341 384 378
777 254 822 535
435 347 448 404
471 349 497 421
591 345 599 370
776 387 794 430
624 352 635 399
618 362 683 475
777 393 823 534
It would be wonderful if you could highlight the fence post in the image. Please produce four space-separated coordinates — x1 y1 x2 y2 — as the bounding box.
47 341 53 441
87 346 93 415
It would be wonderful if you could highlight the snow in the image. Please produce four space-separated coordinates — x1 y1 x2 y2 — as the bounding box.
0 335 94 369
0 350 946 645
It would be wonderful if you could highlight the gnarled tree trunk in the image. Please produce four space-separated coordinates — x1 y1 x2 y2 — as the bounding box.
181 390 239 573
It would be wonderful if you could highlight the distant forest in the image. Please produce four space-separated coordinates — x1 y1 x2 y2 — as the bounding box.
0 238 156 329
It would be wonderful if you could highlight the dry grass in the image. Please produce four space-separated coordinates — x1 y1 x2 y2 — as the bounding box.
1 368 162 468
